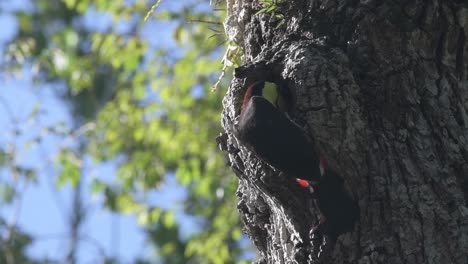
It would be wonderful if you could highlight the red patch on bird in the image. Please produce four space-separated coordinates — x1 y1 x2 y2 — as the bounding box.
241 82 264 113
241 86 254 113
296 178 309 188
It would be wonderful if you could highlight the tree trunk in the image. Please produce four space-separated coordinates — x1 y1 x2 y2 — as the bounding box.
219 0 468 263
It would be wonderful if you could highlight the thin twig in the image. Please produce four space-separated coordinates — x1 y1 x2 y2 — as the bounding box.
188 19 222 25
144 0 162 22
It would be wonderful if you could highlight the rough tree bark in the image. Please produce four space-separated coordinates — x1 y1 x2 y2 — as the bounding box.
218 0 468 263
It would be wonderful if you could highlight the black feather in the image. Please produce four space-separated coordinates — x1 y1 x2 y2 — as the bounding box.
235 94 321 182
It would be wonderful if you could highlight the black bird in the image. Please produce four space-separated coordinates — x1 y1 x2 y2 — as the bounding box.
235 81 358 240
297 165 359 241
234 81 322 183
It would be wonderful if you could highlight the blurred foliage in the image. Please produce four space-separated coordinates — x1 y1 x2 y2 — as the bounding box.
0 220 37 264
1 0 251 263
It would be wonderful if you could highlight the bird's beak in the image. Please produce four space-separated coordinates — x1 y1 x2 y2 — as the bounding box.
296 178 310 187
296 178 317 194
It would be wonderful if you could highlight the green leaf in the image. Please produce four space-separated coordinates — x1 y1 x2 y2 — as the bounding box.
90 178 106 194
56 151 81 188
0 149 6 166
163 211 175 228
0 183 15 203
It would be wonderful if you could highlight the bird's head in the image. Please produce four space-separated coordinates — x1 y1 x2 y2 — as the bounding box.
241 81 291 114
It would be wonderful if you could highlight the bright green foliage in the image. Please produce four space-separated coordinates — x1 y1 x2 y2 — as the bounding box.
56 149 82 187
256 0 285 28
2 0 250 263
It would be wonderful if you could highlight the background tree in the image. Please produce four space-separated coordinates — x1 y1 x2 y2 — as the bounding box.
1 1 251 263
220 0 468 263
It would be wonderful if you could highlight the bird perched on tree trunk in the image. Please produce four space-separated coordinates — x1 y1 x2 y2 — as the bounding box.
235 81 358 241
234 81 322 183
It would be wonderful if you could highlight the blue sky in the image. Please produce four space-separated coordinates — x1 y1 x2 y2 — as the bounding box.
0 1 202 263
0 67 149 262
